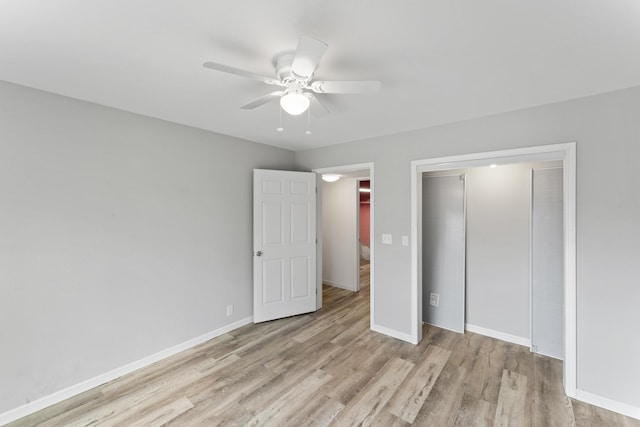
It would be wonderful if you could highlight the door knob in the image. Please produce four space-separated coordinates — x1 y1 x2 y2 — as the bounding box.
255 251 263 257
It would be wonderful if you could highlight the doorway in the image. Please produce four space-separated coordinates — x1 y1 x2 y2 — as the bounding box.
421 163 563 357
314 163 375 330
410 142 577 397
358 178 371 293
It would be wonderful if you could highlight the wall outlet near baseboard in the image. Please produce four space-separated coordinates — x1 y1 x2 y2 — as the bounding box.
226 304 234 316
430 293 439 307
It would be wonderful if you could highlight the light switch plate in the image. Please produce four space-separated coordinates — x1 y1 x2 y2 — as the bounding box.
382 234 392 244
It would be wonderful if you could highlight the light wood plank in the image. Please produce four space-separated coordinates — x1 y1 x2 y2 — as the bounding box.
412 364 467 426
324 342 397 404
332 357 415 426
285 395 345 427
163 360 282 425
330 315 370 346
126 397 194 427
529 355 575 427
387 344 451 423
367 410 412 427
453 395 496 427
40 354 238 427
494 369 528 426
245 369 333 426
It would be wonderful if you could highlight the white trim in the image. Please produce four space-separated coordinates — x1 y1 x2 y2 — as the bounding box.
563 144 577 397
372 323 415 344
529 168 534 353
410 142 577 399
313 162 375 332
461 174 467 332
313 162 375 175
0 316 253 426
465 323 530 347
369 168 375 331
323 280 357 292
576 390 640 421
315 172 324 310
354 180 361 292
412 165 423 343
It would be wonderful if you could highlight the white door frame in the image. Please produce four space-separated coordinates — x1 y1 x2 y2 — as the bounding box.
410 142 576 398
313 162 375 330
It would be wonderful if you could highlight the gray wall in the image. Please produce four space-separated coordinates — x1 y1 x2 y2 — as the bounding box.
0 81 294 413
465 164 532 339
295 86 640 408
322 178 358 291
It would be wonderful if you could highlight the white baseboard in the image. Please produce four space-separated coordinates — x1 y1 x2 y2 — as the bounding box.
324 280 357 292
465 323 530 347
0 316 253 426
576 389 640 421
372 323 415 344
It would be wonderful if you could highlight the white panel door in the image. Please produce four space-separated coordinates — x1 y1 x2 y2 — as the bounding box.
253 169 317 323
422 174 466 333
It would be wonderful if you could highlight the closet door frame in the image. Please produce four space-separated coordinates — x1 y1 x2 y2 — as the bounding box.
410 142 576 397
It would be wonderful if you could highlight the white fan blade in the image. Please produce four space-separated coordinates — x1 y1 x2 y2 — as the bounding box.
241 91 284 110
291 35 328 79
203 62 282 86
310 80 381 94
304 93 331 117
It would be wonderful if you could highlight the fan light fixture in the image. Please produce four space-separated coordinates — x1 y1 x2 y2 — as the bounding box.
280 92 310 115
203 34 382 120
322 174 341 182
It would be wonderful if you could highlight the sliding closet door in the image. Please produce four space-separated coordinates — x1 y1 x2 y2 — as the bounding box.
422 175 466 333
531 168 564 359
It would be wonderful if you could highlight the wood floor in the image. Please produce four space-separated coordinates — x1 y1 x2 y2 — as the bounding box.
8 262 639 426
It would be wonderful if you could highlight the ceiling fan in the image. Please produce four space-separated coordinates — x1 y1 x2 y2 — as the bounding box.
203 35 381 117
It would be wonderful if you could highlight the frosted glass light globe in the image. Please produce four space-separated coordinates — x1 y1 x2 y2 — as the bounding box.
322 174 341 183
280 93 310 115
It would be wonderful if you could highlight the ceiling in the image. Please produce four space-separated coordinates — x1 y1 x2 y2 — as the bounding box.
2 1 639 151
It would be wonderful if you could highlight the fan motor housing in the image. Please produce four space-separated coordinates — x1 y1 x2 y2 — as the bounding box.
274 52 305 83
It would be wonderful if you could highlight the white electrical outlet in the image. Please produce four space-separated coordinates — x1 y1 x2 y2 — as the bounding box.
226 304 234 316
402 235 409 246
430 293 439 307
382 234 392 244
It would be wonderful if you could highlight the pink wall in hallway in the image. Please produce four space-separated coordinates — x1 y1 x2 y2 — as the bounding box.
359 203 370 247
